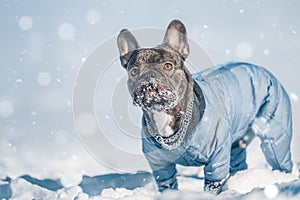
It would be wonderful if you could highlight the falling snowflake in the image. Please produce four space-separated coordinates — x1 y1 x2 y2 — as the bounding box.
57 23 76 41
263 49 270 56
18 16 33 30
290 92 298 102
15 78 23 84
264 184 278 198
37 72 51 86
86 9 101 24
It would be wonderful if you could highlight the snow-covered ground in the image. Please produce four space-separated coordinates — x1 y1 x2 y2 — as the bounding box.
1 168 300 199
1 0 300 199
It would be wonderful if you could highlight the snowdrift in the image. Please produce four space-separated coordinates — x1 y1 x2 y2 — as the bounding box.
1 169 299 200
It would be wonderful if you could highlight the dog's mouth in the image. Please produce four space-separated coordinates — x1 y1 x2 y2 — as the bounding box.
133 80 178 111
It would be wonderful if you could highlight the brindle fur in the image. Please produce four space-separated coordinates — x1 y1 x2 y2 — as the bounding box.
117 19 204 138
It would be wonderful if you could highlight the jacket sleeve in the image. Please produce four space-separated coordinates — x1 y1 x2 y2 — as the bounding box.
149 161 178 192
204 137 231 182
203 122 231 194
142 133 178 192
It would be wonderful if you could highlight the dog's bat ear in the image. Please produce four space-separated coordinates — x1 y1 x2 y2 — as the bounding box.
117 29 140 69
162 19 189 60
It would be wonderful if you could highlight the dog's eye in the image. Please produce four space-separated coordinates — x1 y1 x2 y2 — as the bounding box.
164 62 173 71
130 67 138 76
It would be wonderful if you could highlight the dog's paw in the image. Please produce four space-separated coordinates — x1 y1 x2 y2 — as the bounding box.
204 180 222 194
204 178 228 195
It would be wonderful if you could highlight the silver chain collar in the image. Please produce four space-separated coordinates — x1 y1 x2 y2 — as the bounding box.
145 94 194 150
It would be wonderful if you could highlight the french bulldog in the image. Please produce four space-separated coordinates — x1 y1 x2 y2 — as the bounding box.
117 19 293 194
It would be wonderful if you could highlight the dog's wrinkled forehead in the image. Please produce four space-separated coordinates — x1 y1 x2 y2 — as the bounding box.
126 47 183 70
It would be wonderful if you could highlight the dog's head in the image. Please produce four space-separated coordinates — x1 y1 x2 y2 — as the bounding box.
117 20 194 112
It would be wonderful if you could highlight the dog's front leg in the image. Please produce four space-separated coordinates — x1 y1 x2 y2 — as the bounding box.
142 135 178 192
151 163 178 192
144 151 178 192
203 136 231 194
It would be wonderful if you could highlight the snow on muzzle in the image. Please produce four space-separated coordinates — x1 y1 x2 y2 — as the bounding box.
133 79 178 111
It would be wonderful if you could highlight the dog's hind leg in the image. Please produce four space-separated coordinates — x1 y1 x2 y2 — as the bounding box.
230 128 256 174
230 137 248 174
254 117 293 173
251 91 293 172
257 130 293 173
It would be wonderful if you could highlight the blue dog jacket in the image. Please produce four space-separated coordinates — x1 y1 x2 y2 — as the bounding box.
142 62 293 192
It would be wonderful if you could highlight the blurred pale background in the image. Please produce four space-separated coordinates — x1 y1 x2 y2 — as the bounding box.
0 0 299 186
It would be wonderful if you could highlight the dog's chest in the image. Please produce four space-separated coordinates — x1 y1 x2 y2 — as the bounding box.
152 111 174 137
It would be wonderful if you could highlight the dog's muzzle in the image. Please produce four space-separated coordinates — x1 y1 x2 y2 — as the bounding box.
133 79 178 111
